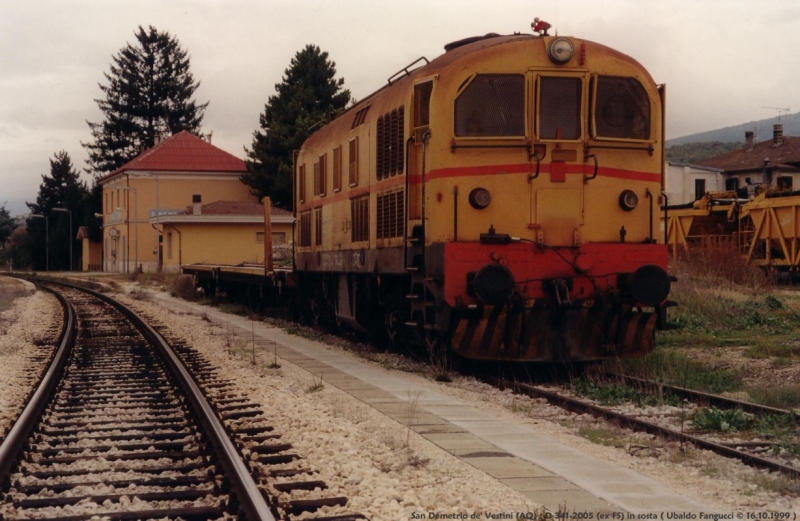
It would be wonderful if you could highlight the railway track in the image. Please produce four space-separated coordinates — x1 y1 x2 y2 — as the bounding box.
0 280 365 521
481 371 800 480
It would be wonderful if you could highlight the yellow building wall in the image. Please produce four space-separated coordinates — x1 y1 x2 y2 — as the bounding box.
102 174 257 272
161 221 293 271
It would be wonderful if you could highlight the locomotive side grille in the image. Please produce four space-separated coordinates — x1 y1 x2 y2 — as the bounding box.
377 190 404 239
389 110 398 177
539 76 581 139
376 106 405 180
348 137 359 187
414 81 433 129
313 154 327 196
314 207 323 246
351 105 370 129
395 106 404 175
298 164 306 203
455 74 524 136
594 76 650 140
377 115 386 179
299 210 312 247
333 145 342 192
351 195 369 243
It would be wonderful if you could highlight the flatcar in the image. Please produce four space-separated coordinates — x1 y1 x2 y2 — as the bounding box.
293 23 671 362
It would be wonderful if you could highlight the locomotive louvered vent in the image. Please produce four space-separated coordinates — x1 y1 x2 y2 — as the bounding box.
414 81 433 129
348 137 359 187
313 154 327 196
351 195 369 243
540 77 581 140
298 164 306 203
376 106 405 179
314 207 323 246
594 76 650 140
377 190 404 239
333 145 342 192
455 74 524 136
299 210 312 247
351 105 370 129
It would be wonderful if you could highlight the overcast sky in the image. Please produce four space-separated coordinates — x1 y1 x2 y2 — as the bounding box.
2 0 798 216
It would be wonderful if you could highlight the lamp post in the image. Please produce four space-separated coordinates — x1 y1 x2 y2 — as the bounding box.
29 214 48 271
52 207 72 271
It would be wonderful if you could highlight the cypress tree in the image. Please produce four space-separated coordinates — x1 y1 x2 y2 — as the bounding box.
243 45 351 208
83 25 208 178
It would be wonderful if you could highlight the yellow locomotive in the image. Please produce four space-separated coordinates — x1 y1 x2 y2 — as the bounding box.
294 26 671 362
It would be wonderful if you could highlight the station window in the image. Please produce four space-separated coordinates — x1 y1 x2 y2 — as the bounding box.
778 177 793 191
539 76 581 140
455 74 524 137
593 76 650 140
272 232 286 245
255 231 265 243
695 179 706 200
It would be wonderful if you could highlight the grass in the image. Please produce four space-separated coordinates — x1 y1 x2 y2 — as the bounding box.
571 379 682 407
622 348 745 394
748 385 800 409
577 426 628 448
692 407 754 432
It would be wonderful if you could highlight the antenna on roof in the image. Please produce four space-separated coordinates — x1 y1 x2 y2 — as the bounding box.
763 106 790 122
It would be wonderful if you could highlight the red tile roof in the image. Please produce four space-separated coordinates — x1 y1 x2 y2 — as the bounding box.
177 200 293 217
697 136 800 172
100 131 246 182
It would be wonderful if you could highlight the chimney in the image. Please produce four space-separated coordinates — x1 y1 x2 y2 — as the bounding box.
206 131 213 144
745 130 754 150
192 194 202 215
773 123 784 146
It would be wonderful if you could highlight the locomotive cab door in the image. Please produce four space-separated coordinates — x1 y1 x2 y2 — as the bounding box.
407 79 436 248
528 71 588 247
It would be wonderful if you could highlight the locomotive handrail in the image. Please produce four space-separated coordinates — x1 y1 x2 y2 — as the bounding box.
583 154 598 183
449 140 531 153
527 152 541 181
387 56 429 85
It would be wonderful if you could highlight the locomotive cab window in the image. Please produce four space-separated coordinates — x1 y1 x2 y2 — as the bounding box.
538 76 582 140
591 76 651 140
455 74 525 137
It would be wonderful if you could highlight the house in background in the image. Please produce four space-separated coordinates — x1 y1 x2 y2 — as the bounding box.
153 199 294 273
695 124 800 196
97 131 256 273
664 162 725 206
77 226 102 271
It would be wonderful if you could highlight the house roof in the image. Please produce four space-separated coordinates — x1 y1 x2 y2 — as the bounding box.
99 131 247 183
696 135 800 173
152 200 294 224
177 200 292 217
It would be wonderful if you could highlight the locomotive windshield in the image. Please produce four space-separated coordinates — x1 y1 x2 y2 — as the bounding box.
593 76 650 140
455 74 525 137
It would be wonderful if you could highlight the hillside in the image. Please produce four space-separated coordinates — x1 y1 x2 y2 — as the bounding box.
667 111 800 147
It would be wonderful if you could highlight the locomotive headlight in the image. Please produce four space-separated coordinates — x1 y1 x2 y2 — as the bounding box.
468 188 491 209
547 37 574 64
619 190 639 211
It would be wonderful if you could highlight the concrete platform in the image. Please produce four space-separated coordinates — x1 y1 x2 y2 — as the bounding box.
151 293 720 515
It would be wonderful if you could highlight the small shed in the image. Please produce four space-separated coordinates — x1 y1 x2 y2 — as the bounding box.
152 199 293 272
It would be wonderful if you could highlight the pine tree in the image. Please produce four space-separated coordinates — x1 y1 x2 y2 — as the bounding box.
83 25 208 177
26 151 89 271
0 205 14 248
243 45 351 208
